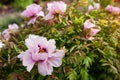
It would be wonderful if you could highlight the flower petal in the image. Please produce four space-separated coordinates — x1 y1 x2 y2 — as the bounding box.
48 50 64 67
38 61 53 76
22 51 35 72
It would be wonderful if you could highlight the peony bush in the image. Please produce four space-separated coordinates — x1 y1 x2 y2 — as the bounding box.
0 0 120 80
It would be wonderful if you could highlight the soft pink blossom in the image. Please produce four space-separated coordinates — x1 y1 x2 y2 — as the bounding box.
2 23 19 40
8 23 19 32
84 20 101 40
21 4 44 25
87 3 100 13
106 5 120 15
44 1 67 20
94 3 100 9
112 7 120 15
18 34 65 76
105 5 113 12
88 5 94 13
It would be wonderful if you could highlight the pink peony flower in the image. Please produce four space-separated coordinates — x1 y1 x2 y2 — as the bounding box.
88 5 94 13
106 5 120 15
112 7 120 15
2 29 10 41
84 20 101 40
2 23 19 40
87 3 100 13
44 1 67 20
105 5 113 12
8 23 19 32
18 34 65 76
94 3 100 10
21 4 44 25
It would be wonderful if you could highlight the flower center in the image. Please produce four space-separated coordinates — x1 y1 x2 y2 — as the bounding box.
30 15 36 18
38 45 47 53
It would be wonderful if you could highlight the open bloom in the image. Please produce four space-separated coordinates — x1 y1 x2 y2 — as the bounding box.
2 23 19 40
44 1 67 20
21 4 44 25
105 5 113 13
106 5 120 15
18 34 65 76
87 3 100 13
84 20 101 40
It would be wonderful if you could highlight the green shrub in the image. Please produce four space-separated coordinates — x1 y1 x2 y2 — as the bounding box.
0 0 120 80
13 0 33 10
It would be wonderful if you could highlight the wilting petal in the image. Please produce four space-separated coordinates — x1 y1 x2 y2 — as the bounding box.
38 61 53 76
22 52 35 72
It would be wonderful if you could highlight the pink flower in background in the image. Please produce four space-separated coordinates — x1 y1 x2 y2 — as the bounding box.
44 1 67 20
106 5 120 15
94 3 100 9
84 20 101 40
18 34 65 76
88 5 94 13
112 7 120 15
2 29 10 41
2 23 19 40
87 3 100 13
8 23 19 32
105 5 113 12
21 4 44 25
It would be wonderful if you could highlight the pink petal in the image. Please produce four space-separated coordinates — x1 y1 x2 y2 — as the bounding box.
38 61 53 76
94 3 100 9
48 50 64 67
88 5 94 13
17 52 26 61
44 13 54 20
27 17 37 25
31 52 48 61
90 28 101 36
22 51 35 72
36 11 44 17
84 20 96 30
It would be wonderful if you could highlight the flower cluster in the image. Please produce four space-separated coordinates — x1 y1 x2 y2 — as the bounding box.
106 5 120 15
1 23 19 41
21 1 67 24
87 3 100 13
18 34 65 76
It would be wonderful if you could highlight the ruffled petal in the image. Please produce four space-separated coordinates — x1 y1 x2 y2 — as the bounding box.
38 61 53 76
48 50 64 67
22 52 35 72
